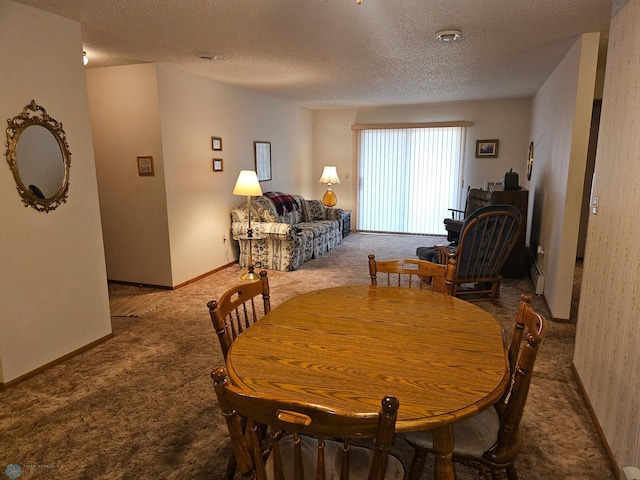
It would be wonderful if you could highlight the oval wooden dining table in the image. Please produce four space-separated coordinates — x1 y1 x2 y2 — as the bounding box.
226 285 510 480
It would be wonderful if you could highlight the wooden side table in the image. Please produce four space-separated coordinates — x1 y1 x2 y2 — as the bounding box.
342 210 352 237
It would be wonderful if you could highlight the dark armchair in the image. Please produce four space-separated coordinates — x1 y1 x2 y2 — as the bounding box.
418 205 522 300
444 187 493 243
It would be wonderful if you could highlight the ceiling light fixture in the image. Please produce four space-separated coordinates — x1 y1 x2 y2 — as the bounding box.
436 29 462 42
83 51 88 65
356 0 362 3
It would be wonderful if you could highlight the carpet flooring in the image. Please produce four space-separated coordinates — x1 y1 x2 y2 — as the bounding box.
0 233 614 479
108 293 170 317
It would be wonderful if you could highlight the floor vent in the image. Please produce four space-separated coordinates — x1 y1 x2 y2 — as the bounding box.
621 467 640 480
530 258 545 295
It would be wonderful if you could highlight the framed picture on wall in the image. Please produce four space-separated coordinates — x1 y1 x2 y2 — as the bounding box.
213 158 223 172
212 136 222 151
137 156 154 176
254 141 272 181
476 139 499 158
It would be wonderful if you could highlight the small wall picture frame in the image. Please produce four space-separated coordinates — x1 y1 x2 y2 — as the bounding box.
213 158 224 172
137 156 154 176
212 136 222 151
476 139 499 158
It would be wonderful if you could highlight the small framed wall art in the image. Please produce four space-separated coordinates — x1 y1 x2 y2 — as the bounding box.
213 158 224 172
137 156 154 176
212 136 222 151
476 139 499 158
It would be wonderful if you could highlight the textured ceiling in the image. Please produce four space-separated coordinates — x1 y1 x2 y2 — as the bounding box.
15 0 612 109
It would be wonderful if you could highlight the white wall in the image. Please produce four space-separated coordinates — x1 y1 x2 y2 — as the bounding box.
156 65 314 285
574 0 640 469
87 64 314 287
86 64 172 286
0 0 111 383
529 33 600 320
313 108 359 211
313 99 532 232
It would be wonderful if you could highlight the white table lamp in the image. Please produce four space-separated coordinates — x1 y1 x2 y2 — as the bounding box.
319 166 340 207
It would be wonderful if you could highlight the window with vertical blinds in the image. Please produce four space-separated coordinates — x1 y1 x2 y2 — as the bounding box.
355 123 469 235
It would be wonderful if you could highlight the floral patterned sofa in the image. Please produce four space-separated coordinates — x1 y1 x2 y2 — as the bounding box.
231 191 344 271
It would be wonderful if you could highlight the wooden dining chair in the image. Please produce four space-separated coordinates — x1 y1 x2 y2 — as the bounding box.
506 294 533 378
368 254 456 295
212 366 404 480
430 205 522 301
402 294 547 480
207 270 271 360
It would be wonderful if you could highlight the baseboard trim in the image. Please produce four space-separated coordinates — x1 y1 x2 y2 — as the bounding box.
173 261 238 289
571 362 620 478
0 333 114 391
107 261 239 291
107 279 173 290
541 294 572 323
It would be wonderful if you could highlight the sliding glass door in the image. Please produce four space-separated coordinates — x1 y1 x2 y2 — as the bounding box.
356 125 466 235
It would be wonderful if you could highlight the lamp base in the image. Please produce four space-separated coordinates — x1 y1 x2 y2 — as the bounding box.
240 271 260 281
322 189 337 207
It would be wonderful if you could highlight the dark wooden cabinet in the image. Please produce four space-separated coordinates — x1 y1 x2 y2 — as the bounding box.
490 186 528 279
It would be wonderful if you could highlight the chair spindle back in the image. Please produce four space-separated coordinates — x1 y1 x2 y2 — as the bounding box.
368 254 455 295
207 270 271 359
212 366 402 480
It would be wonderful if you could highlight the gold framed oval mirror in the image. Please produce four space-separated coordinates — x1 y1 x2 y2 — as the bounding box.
5 100 71 213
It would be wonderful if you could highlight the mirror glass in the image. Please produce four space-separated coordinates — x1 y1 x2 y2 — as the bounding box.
5 100 71 212
16 125 65 199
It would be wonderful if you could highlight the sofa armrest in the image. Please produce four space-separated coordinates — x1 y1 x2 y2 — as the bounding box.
325 207 344 222
232 222 295 240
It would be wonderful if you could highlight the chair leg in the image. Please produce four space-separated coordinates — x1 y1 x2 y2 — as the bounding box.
407 448 429 480
478 468 490 480
225 453 237 480
490 469 507 480
505 464 518 480
491 281 501 299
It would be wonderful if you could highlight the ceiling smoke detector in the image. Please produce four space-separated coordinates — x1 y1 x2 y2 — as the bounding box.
436 29 462 42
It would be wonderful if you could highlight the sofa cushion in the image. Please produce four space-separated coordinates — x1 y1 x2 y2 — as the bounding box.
296 221 334 238
257 193 302 225
303 200 326 221
259 207 278 223
265 191 299 215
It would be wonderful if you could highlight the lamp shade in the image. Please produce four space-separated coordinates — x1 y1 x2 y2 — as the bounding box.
233 170 263 196
319 166 340 185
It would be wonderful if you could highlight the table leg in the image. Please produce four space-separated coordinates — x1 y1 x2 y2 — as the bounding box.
432 425 455 480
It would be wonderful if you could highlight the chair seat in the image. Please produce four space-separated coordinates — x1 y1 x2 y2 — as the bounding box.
403 406 500 458
266 434 405 480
